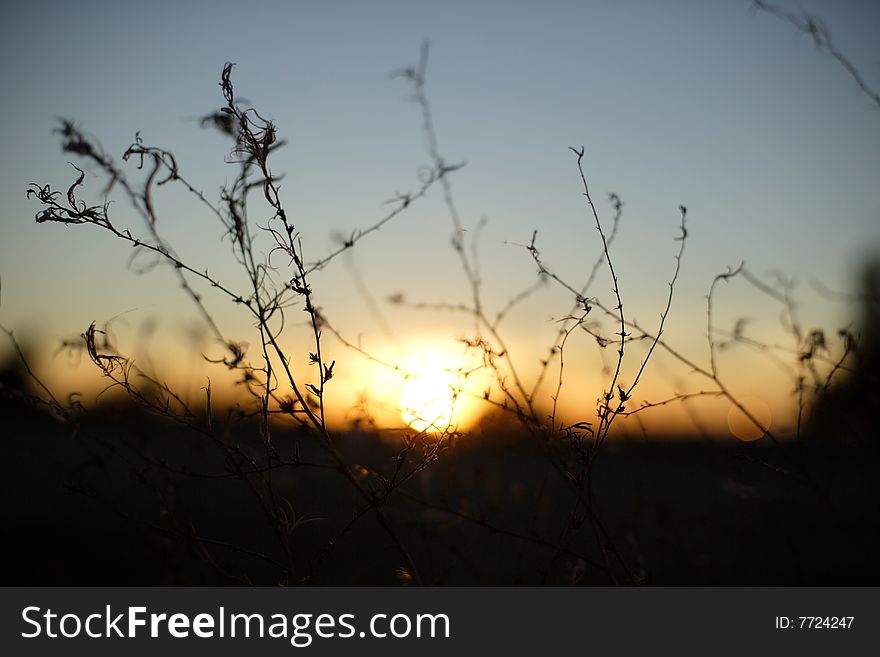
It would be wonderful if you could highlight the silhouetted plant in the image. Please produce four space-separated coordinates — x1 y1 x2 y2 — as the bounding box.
13 33 871 585
24 61 467 584
753 0 880 110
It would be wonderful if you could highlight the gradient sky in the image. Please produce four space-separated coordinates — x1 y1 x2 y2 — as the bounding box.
1 0 878 433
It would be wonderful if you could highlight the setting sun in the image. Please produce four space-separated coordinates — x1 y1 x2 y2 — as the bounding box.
398 345 475 433
399 353 463 433
400 374 457 433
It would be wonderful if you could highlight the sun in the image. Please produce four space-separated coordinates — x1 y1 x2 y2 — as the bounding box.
398 352 463 434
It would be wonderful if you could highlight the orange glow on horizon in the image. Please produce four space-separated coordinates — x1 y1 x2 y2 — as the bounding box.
2 328 806 441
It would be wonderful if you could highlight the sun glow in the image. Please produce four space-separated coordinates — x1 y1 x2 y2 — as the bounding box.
398 349 470 433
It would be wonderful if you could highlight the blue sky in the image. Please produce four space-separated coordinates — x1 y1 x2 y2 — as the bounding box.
1 0 878 432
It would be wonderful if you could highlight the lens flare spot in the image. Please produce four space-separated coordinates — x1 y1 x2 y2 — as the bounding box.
727 396 772 442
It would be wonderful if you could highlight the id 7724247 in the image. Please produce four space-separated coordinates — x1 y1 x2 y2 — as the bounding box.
775 617 854 630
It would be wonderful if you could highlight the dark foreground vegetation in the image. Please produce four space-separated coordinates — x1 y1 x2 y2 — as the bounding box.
3 377 877 586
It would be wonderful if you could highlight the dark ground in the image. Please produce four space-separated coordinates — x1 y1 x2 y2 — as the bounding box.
2 381 878 587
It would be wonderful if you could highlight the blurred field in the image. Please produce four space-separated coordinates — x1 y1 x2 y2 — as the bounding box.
3 377 877 586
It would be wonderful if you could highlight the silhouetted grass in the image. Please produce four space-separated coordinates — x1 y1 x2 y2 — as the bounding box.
5 36 878 585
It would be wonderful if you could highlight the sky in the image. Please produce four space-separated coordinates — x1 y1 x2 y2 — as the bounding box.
1 0 878 435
